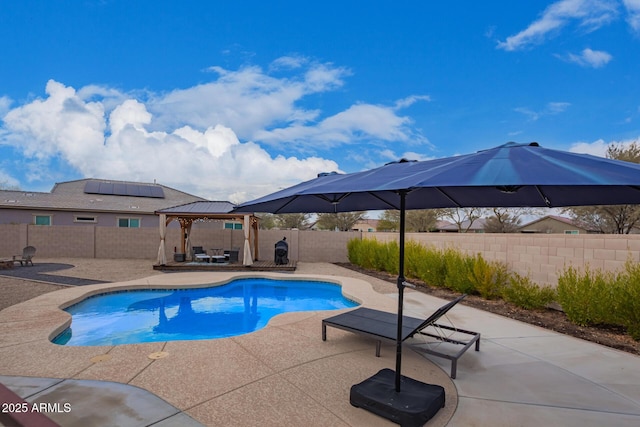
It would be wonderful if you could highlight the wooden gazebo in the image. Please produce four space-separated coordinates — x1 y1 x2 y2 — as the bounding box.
155 201 259 266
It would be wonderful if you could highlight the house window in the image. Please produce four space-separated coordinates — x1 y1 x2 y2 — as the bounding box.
118 218 140 228
34 215 52 226
224 222 243 230
564 230 579 235
74 215 97 223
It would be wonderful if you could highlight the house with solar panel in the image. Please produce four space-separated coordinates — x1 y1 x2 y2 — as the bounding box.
0 178 206 228
0 178 262 262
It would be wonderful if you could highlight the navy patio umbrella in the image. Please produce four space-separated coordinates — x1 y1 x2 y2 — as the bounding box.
234 142 640 421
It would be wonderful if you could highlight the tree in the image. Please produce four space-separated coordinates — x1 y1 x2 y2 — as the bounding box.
273 213 310 229
377 210 399 231
484 208 522 233
257 213 277 229
316 212 366 231
372 209 437 232
565 205 640 234
438 208 483 232
563 142 640 234
0 181 20 190
405 210 438 232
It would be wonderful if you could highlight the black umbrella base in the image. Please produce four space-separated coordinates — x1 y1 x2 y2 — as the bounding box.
350 369 445 427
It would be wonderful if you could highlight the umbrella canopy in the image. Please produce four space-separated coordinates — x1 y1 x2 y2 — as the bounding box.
233 142 640 392
236 142 640 213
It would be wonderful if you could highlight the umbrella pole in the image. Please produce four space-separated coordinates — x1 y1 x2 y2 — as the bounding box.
395 190 407 392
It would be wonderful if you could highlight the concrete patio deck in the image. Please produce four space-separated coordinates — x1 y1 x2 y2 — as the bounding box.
1 262 639 426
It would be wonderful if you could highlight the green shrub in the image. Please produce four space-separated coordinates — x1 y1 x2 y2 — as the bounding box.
557 266 614 326
502 272 557 310
468 254 508 299
404 240 426 280
347 238 398 274
379 240 399 274
443 248 475 294
349 237 640 342
417 246 448 287
347 238 375 269
611 260 640 340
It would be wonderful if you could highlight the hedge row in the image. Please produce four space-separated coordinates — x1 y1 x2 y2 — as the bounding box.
347 238 639 341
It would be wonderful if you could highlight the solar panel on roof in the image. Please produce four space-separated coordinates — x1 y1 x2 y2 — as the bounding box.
84 181 165 198
151 186 164 198
113 183 127 195
84 181 100 194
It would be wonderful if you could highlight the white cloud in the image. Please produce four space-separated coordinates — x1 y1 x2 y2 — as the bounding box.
3 80 106 164
497 0 619 51
0 96 12 117
515 102 571 121
0 57 434 203
151 60 350 141
253 102 427 150
569 136 640 157
547 101 572 113
0 59 432 202
394 95 431 110
560 47 613 67
569 138 610 156
269 55 307 70
1 78 342 202
623 0 640 32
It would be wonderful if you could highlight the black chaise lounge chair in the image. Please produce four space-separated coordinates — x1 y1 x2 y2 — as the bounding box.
322 294 480 379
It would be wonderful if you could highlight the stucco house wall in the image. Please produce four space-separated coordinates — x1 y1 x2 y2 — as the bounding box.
0 178 205 228
518 215 591 234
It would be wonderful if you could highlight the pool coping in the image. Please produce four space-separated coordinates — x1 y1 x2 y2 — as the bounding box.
0 271 457 426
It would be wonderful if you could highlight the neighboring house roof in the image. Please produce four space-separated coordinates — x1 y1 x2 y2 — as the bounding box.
437 218 487 232
354 219 380 227
435 220 454 229
518 215 593 231
0 178 206 214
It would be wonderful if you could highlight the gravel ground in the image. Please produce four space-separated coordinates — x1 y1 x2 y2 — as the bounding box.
0 258 163 311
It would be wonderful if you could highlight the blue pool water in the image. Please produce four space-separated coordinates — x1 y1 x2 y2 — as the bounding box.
53 278 358 346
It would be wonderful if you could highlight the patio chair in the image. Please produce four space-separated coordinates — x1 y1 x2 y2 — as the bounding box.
13 246 36 267
322 294 480 378
191 246 209 262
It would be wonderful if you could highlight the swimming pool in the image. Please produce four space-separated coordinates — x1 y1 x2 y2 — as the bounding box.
53 277 358 346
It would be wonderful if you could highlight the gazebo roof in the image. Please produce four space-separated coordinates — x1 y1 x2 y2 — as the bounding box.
156 201 236 215
156 201 257 221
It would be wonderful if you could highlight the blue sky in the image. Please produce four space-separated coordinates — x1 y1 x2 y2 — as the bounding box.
1 0 640 203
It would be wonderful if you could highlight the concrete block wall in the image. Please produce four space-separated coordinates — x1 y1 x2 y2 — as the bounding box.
369 232 640 286
254 230 360 264
0 224 24 257
95 227 159 259
3 223 640 287
24 225 96 258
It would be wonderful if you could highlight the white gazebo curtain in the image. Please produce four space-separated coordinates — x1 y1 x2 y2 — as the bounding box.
185 221 193 260
157 214 167 265
243 215 253 266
